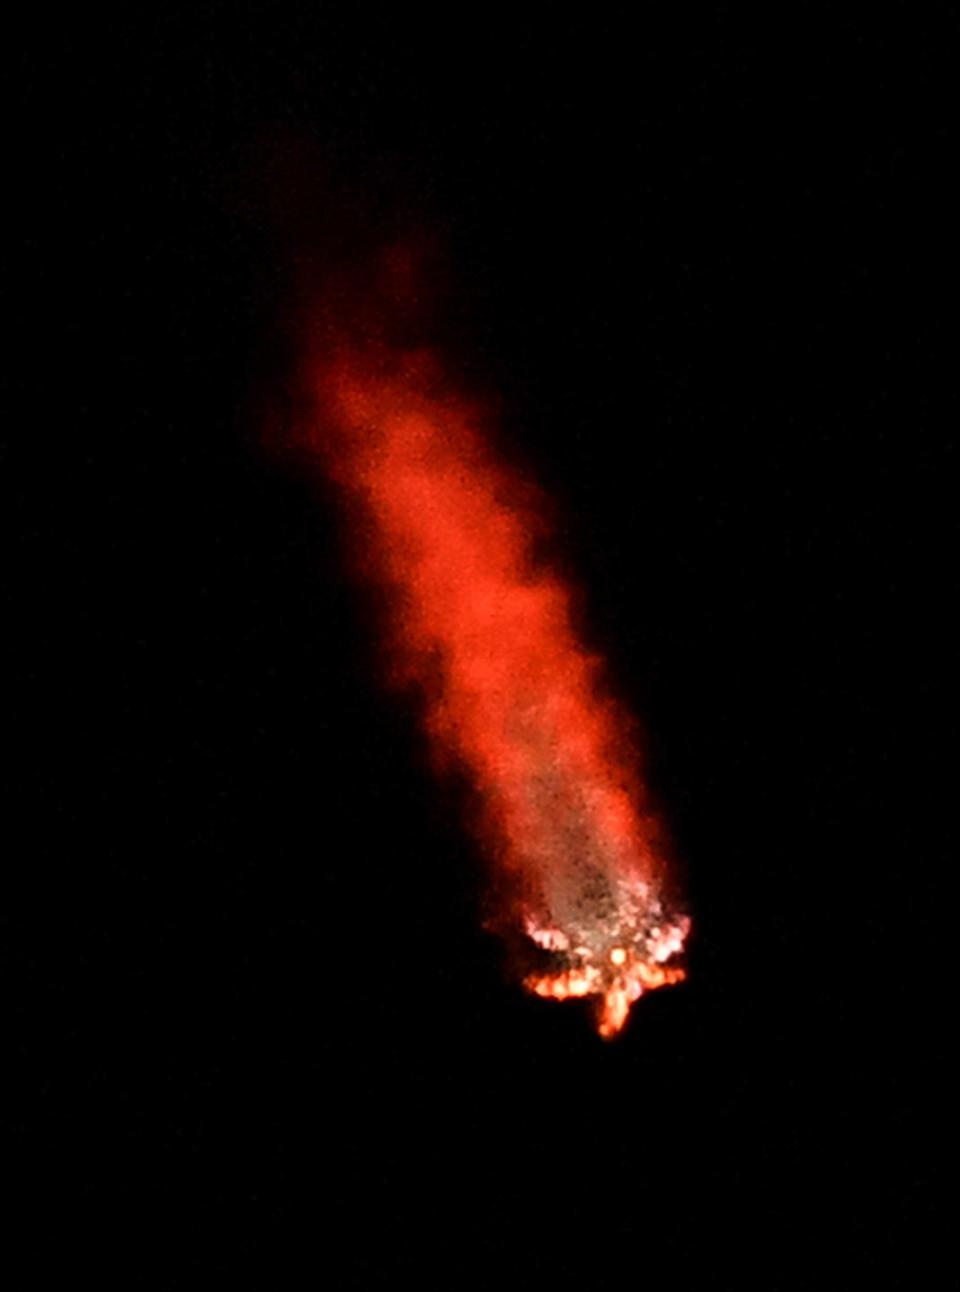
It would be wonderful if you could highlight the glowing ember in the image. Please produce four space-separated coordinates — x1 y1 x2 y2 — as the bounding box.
287 243 690 1037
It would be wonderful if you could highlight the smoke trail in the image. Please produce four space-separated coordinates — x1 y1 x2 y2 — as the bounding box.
290 245 688 1037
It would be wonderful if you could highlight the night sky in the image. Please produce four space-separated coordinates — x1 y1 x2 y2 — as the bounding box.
10 7 952 1286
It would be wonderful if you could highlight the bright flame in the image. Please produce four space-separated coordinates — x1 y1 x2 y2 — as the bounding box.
288 245 689 1036
523 894 689 1038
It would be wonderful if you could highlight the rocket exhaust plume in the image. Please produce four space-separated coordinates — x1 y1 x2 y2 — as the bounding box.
284 242 689 1038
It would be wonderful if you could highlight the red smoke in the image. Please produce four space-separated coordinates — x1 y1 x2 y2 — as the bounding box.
288 244 688 1037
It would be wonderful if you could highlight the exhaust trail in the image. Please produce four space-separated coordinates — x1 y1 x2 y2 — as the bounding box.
290 247 689 1037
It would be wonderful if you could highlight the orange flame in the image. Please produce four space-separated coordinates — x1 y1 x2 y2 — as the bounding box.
523 903 688 1037
292 249 689 1036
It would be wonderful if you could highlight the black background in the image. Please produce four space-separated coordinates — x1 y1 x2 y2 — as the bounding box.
9 6 953 1287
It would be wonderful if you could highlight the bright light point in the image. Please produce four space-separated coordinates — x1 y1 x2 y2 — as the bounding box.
522 895 690 1037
